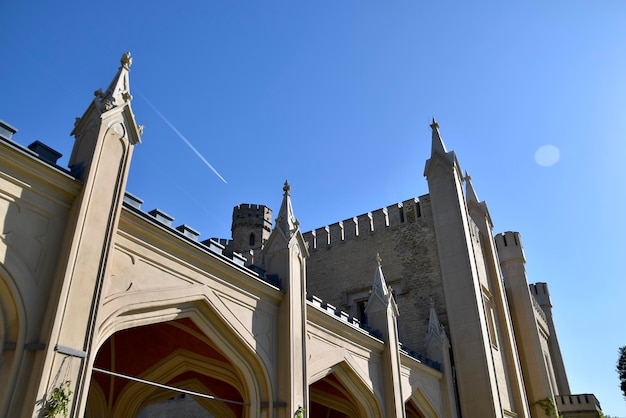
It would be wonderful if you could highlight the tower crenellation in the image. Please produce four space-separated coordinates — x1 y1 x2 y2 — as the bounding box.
529 282 552 309
372 207 389 230
328 221 345 243
301 196 429 250
494 231 525 264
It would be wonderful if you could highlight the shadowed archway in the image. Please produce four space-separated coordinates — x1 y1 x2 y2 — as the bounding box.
87 318 252 417
309 362 381 418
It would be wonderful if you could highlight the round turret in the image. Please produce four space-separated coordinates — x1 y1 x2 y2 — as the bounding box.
494 231 525 264
229 204 273 257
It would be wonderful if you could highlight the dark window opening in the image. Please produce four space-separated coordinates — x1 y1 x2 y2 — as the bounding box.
249 233 255 246
356 299 368 325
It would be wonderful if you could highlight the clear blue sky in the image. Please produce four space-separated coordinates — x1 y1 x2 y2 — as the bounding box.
2 1 625 415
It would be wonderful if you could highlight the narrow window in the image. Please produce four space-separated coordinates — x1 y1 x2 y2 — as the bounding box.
356 299 368 325
483 296 499 349
249 233 255 246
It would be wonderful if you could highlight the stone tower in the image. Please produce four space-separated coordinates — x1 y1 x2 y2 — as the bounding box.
227 203 272 265
496 231 567 417
529 282 571 396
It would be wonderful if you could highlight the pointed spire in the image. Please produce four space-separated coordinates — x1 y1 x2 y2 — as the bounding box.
424 117 460 177
366 254 399 317
426 297 444 340
464 171 480 204
275 180 300 238
430 117 448 156
98 52 134 111
371 253 389 299
74 52 141 144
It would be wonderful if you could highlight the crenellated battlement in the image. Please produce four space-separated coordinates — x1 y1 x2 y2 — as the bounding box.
302 195 430 250
494 231 526 263
530 282 552 309
233 203 272 218
232 203 272 230
555 394 602 414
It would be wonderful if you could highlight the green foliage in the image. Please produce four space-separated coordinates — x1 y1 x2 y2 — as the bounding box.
42 381 72 418
294 405 305 418
618 346 626 400
534 397 562 418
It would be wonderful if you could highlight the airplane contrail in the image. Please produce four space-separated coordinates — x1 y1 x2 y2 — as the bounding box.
136 90 228 184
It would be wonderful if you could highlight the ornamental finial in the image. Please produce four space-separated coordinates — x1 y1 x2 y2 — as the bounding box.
376 253 382 266
121 52 132 69
283 180 291 195
430 117 439 130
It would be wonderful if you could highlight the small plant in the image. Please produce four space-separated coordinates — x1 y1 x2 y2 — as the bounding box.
294 405 305 418
42 381 72 418
534 397 562 418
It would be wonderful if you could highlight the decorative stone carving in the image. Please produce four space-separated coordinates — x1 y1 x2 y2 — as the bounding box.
120 52 132 69
101 99 114 111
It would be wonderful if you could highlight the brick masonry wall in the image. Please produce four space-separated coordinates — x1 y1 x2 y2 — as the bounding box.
304 194 447 354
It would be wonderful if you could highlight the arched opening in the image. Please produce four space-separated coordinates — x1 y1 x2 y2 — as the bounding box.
405 399 426 418
405 387 440 418
0 267 25 417
87 318 251 417
309 363 380 418
310 373 358 417
249 233 255 247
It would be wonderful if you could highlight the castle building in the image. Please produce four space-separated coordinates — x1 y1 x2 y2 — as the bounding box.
0 54 603 418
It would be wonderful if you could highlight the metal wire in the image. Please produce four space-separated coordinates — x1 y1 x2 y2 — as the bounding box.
91 367 249 406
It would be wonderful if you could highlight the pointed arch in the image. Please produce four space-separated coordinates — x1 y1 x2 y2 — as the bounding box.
309 354 382 418
406 387 440 418
89 297 273 418
113 350 240 418
0 263 27 417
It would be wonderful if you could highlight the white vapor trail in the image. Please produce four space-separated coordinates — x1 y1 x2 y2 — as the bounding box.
137 91 228 184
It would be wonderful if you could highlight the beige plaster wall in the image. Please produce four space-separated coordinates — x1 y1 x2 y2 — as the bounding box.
0 141 80 417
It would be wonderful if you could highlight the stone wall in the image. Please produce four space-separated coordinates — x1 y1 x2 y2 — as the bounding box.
304 194 446 353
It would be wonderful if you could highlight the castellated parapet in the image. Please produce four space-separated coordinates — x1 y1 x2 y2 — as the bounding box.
494 231 525 264
529 282 552 309
302 197 429 249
